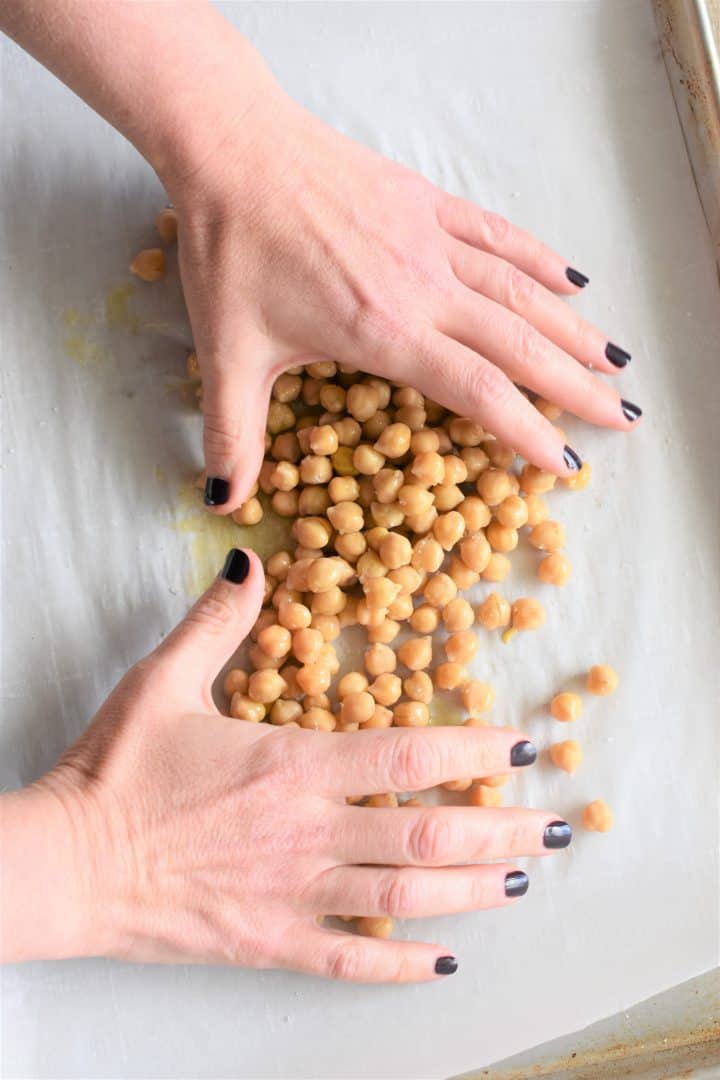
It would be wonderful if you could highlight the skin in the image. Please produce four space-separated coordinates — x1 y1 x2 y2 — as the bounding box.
0 1 634 978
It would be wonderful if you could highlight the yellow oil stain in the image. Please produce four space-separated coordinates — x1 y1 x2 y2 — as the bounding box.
105 282 139 332
165 377 199 408
62 334 105 366
62 308 88 329
429 697 464 726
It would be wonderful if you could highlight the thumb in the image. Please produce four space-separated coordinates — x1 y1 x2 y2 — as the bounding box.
201 344 274 515
155 548 264 707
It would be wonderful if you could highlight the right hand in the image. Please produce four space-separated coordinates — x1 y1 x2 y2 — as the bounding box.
30 549 570 982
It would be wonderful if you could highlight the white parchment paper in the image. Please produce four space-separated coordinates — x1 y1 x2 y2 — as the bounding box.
1 3 718 1077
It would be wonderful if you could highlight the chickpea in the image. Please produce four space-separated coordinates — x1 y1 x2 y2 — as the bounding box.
248 669 287 705
258 460 277 495
433 427 454 454
445 630 478 664
353 443 385 477
338 597 360 628
388 565 423 596
370 502 404 529
433 510 466 551
395 404 426 431
292 627 324 665
534 397 563 421
301 707 336 732
476 593 511 630
442 598 474 632
423 572 457 608
326 501 364 535
461 680 495 713
279 664 302 699
459 534 491 573
495 495 529 529
298 455 331 486
262 576 277 606
373 422 411 458
523 493 549 527
270 699 303 726
403 670 433 703
459 447 489 482
387 593 414 621
311 613 341 642
269 461 299 493
223 669 249 698
529 520 566 552
476 773 508 788
477 468 513 506
409 604 439 634
435 662 468 690
356 599 387 628
393 387 424 409
318 383 346 413
333 417 362 448
582 799 613 832
378 533 412 570
519 464 556 495
397 636 433 671
318 643 340 674
298 487 331 517
372 468 404 505
586 664 619 696
305 360 336 379
232 497 263 526
442 778 473 792
486 521 519 553
432 484 464 512
357 550 387 581
334 531 367 563
129 247 165 281
258 605 284 633
311 586 347 616
362 704 394 728
538 552 571 586
368 673 402 706
459 495 491 533
463 715 489 728
340 691 376 727
365 527 389 551
364 643 397 677
257 624 292 659
393 701 430 727
306 424 338 457
405 506 438 535
271 490 300 517
330 446 357 477
267 401 296 434
397 484 434 515
368 618 401 644
230 694 266 723
300 377 322 407
511 597 546 631
411 536 444 573
303 558 339 593
411 451 445 486
266 550 291 581
448 557 480 590
296 665 333 696
293 517 332 549
346 383 380 422
400 797 426 807
550 739 583 774
481 440 515 470
481 553 512 582
271 432 301 462
361 577 398 612
560 460 592 491
338 671 369 698
363 377 391 409
186 351 201 383
447 417 484 446
469 785 502 807
155 207 178 245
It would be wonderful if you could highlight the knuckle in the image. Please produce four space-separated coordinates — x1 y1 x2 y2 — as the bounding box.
185 590 237 634
387 732 443 790
203 410 242 460
378 871 418 918
510 317 540 364
325 940 364 982
405 809 456 865
473 362 514 411
482 211 511 248
504 265 536 311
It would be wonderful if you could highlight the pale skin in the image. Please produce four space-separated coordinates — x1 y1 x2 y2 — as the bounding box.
1 1 638 980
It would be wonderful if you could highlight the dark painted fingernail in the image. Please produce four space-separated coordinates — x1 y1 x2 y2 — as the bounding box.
621 399 642 422
510 740 537 767
544 820 572 849
563 445 582 472
204 477 230 506
605 342 631 368
221 548 250 584
435 956 458 976
504 871 529 898
566 267 589 288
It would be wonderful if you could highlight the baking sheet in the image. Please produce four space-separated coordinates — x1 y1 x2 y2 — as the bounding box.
1 2 719 1078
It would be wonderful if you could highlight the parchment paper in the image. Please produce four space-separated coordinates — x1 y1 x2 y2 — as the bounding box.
1 3 718 1078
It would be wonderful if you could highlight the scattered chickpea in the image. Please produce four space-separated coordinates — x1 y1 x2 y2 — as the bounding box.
560 460 591 490
223 669 249 697
409 604 439 634
340 691 376 728
582 799 614 832
373 422 411 458
366 792 399 808
482 440 515 469
460 447 490 482
301 707 336 731
486 521 519 553
186 350 201 380
155 207 178 244
442 778 473 792
469 784 502 807
248 670 287 704
435 662 468 690
524 493 549 526
459 535 492 573
462 681 495 712
433 510 466 551
411 451 445 486
373 468 404 505
442 598 474 632
534 398 563 421
365 643 397 677
129 247 165 281
296 665 333 696
233 497 263 526
495 495 529 529
334 531 367 562
448 417 484 446
388 565 423 596
353 444 386 476
331 445 358 476
367 618 401 644
357 915 394 939
362 704 394 728
403 671 433 703
481 553 512 582
386 593 414 621
586 664 619 696
257 624 292 659
271 490 300 517
538 552 571 586
448 557 480 590
519 464 556 495
270 699 303 726
476 773 509 788
393 701 430 726
338 672 369 698
411 537 444 573
549 739 583 773
400 797 425 807
368 673 402 706
423 572 457 608
230 694 266 723
378 533 412 569
433 484 464 512
511 598 546 632
463 715 489 728
477 468 513 506
529 520 566 552
397 484 434 515
397 636 433 671
476 593 511 630
550 692 583 722
445 630 478 664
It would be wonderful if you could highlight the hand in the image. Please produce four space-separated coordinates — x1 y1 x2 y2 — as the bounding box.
167 88 640 514
6 549 571 981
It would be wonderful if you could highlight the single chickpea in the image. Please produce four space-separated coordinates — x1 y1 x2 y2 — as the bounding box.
458 534 491 573
267 401 296 435
304 558 341 593
582 799 613 832
223 669 249 697
368 617 401 644
368 673 402 706
511 597 546 631
319 383 346 413
232 498 263 526
463 715 489 728
364 376 391 409
366 792 400 809
477 468 513 506
481 553 512 582
538 552 571 586
364 643 397 677
448 557 480 590
397 636 433 671
338 671 369 698
330 446 358 477
495 495 529 529
301 707 336 732
408 429 438 455
258 460 277 496
340 691 376 727
269 699 303 726
459 447 490 482
435 662 468 690
476 773 509 788
442 778 473 793
326 501 363 535
311 586 347 616
296 665 333 696
230 694 266 723
269 461 299 493
403 670 433 704
441 455 467 485
285 557 314 592
393 386 424 408
411 537 444 573
300 377 322 407
388 566 423 596
448 417 484 446
470 785 502 807
356 600 388 628
433 427 454 454
292 627 324 665
387 593 414 621
560 460 592 491
480 440 515 470
334 531 367 563
486 521 519 553
457 496 490 534
433 510 466 551
397 484 434 515
271 490 300 517
305 693 333 712
409 604 439 634
262 576 277 606
298 487 331 517
476 593 511 630
393 701 430 726
346 383 380 422
586 664 619 696
445 630 478 664
363 577 401 612
529 520 566 552
276 602 310 633
533 397 563 421
248 670 287 705
379 533 412 570
523 493 549 527
411 451 445 486
550 739 583 774
362 704 394 728
423 572 457 608
293 516 333 549
155 206 178 244
338 597 360 628
311 613 341 642
519 464 556 495
256 625 292 660
271 432 301 463
374 422 412 458
372 468 404 505
306 424 338 457
357 550 387 581
395 405 426 431
432 484 464 513
279 664 302 699
306 360 337 379
266 551 291 581
461 680 495 712
129 247 165 281
404 506 438 536
298 455 332 486
370 502 405 529
441 597 474 633
365 528 389 553
333 416 362 447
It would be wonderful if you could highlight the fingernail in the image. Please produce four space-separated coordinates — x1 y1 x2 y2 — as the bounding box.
605 342 631 368
563 445 582 472
435 955 458 976
204 477 230 506
504 871 529 898
221 548 250 584
543 820 573 849
566 267 589 288
621 399 642 422
510 740 537 767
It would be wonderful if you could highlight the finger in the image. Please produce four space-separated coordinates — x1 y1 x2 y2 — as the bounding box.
304 726 536 798
442 284 639 431
310 863 528 919
153 548 264 708
200 335 275 515
399 331 582 475
332 805 571 866
438 193 583 295
449 242 630 374
279 922 457 984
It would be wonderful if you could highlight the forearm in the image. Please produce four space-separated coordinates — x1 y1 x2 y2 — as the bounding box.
0 0 278 186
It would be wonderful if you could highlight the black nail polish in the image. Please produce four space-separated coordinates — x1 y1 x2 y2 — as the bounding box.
504 871 529 898
543 820 572 849
566 267 589 288
204 477 230 506
563 445 582 472
605 342 631 368
435 956 458 976
510 740 537 767
621 399 642 422
221 549 250 585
